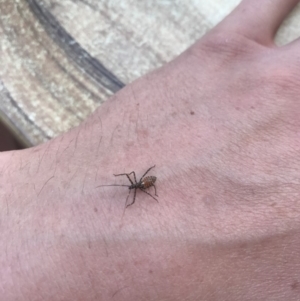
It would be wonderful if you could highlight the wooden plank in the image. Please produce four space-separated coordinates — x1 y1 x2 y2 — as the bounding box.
0 0 117 145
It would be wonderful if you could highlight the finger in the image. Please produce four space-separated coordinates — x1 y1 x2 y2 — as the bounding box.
216 0 300 45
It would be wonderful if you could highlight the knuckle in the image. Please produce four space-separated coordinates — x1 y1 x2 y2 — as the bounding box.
263 65 299 96
191 32 263 62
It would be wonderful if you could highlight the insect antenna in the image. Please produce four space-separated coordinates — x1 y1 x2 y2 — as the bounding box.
96 184 130 188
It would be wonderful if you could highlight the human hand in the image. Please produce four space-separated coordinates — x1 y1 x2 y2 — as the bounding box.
1 0 300 300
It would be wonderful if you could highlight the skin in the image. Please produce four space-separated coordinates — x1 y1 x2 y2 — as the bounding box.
1 0 300 299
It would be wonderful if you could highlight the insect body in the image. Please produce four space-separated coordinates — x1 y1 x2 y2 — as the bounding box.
97 165 158 208
140 176 157 189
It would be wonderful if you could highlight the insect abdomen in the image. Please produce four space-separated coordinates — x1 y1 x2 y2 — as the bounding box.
141 176 156 188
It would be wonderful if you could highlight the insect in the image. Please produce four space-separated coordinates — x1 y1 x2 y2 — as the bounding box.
97 165 158 208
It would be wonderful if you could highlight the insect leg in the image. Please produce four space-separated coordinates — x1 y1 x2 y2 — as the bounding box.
131 171 137 185
124 188 132 207
126 188 137 208
140 188 159 203
114 172 134 185
140 165 156 179
152 184 158 196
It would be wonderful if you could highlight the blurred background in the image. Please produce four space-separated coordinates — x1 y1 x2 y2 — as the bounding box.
0 121 23 151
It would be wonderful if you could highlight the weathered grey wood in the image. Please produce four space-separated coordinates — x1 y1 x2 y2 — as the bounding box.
0 0 300 146
0 0 118 145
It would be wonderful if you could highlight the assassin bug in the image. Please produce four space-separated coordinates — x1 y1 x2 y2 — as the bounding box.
97 165 158 208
